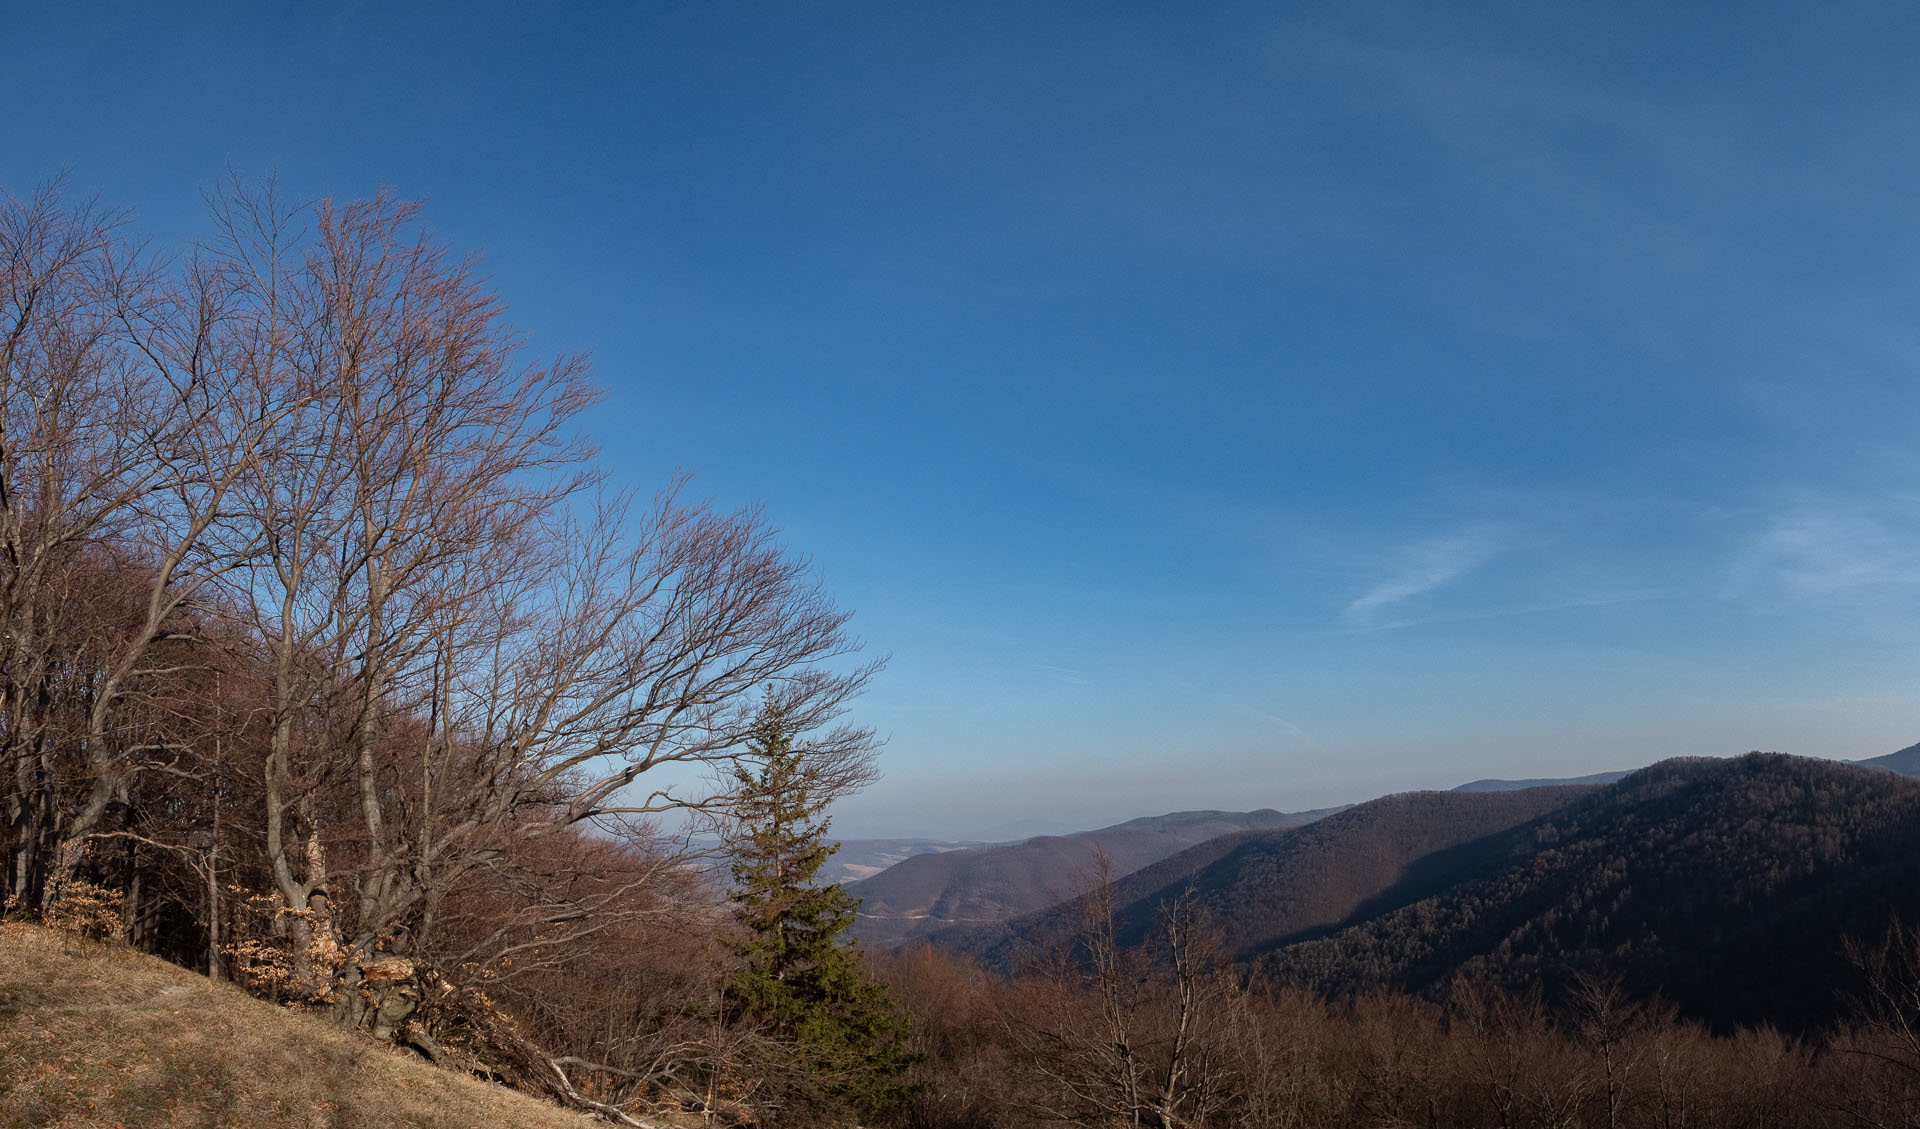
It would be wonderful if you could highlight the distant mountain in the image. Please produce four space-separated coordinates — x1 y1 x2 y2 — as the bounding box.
932 784 1596 970
924 753 1920 1031
1853 740 1920 778
819 838 991 886
1452 770 1632 792
1256 753 1920 1031
846 807 1346 948
1445 738 1920 793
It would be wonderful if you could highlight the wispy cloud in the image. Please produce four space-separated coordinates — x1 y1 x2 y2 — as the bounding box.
1242 706 1315 741
1030 663 1091 686
1733 498 1920 597
1343 531 1503 625
1340 589 1671 635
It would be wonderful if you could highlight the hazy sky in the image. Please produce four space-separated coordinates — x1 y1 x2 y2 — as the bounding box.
8 2 1920 839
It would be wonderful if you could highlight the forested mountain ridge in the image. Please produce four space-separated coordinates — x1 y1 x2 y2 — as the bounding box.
914 753 1920 1034
843 746 1920 946
1257 753 1920 1031
845 806 1345 947
852 745 1920 957
930 784 1597 968
1445 740 1920 792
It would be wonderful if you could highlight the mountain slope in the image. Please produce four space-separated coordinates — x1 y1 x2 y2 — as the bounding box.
846 806 1345 947
1854 740 1920 777
0 922 595 1128
1258 753 1920 1031
1445 737 1920 792
1453 770 1631 792
933 784 1596 969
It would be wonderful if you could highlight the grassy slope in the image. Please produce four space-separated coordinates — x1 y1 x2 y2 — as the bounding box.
0 922 592 1129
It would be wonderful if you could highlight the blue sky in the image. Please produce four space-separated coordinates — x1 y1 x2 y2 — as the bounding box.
8 2 1920 838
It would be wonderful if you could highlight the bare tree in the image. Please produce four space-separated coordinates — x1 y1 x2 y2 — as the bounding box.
0 177 279 913
1568 969 1653 1129
1014 854 1233 1128
185 179 880 1031
1 175 887 1126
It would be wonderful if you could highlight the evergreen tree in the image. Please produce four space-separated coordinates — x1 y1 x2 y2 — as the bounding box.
725 702 915 1124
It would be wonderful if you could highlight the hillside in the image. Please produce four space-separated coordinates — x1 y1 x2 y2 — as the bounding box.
1855 740 1920 777
846 806 1344 947
1257 753 1920 1031
1452 769 1631 792
933 784 1595 969
0 922 595 1129
1447 739 1920 793
845 746 1920 951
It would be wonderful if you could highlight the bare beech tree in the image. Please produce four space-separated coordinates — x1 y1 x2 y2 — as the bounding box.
1 175 886 1126
191 179 880 1027
0 178 279 912
0 180 144 906
191 181 596 991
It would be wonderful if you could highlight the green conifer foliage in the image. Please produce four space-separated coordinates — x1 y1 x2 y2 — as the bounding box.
725 703 915 1124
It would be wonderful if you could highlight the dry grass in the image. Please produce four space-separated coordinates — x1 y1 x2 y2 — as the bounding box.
0 922 596 1129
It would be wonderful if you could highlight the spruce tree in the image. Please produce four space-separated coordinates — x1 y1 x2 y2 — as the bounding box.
724 702 915 1124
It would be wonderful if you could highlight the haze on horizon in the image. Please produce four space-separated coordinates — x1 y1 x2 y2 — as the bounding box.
8 2 1918 841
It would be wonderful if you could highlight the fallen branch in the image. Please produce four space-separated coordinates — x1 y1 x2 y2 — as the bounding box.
545 1056 673 1128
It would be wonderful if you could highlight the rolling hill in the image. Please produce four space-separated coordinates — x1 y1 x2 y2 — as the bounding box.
1445 739 1920 794
1255 753 1920 1030
1854 740 1920 777
1452 769 1632 792
845 806 1345 947
930 783 1597 969
915 752 1920 1032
